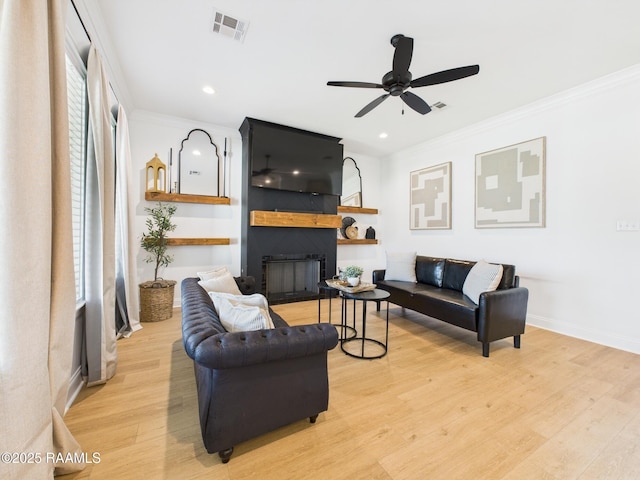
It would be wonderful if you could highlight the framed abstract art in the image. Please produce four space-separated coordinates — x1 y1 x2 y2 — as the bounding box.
475 137 546 228
410 162 452 230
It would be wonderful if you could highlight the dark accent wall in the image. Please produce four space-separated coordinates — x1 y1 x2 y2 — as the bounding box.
239 118 342 296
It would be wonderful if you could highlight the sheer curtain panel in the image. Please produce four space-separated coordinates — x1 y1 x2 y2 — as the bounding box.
84 45 118 385
115 105 141 335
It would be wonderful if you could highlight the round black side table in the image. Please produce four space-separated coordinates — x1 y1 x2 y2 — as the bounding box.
340 289 390 359
317 280 356 340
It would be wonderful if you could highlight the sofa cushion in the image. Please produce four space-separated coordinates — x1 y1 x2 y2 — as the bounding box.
197 265 229 281
198 271 243 296
385 251 417 282
209 292 273 319
211 293 275 332
442 259 475 291
497 264 516 289
415 256 445 287
412 288 478 331
462 260 504 304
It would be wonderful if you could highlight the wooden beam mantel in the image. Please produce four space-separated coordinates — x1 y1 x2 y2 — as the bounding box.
165 238 230 246
337 206 378 215
250 210 342 229
145 191 230 205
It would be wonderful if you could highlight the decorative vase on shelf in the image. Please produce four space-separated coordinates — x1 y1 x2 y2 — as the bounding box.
365 226 376 239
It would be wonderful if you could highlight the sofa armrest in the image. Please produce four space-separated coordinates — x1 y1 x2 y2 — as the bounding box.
477 287 529 343
187 323 339 370
372 269 386 283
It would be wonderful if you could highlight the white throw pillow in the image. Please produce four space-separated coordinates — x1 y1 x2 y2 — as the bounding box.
198 271 242 296
462 259 504 304
213 295 275 332
385 251 417 282
197 266 229 281
208 292 274 328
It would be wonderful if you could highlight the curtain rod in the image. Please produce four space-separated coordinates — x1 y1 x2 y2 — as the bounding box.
69 0 121 107
70 0 92 44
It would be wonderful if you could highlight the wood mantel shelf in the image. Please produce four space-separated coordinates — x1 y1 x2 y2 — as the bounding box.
250 210 342 229
165 238 230 246
337 206 378 215
337 239 378 245
145 191 230 205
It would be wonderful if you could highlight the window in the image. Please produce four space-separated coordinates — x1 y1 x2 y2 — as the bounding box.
66 53 87 303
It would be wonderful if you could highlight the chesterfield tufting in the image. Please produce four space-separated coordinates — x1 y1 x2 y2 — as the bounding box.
373 256 529 357
181 276 339 463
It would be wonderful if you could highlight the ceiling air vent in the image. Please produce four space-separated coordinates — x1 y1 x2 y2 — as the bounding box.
212 9 249 42
432 101 447 110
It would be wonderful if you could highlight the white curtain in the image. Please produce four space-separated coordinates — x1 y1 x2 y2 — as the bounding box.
0 0 84 477
84 45 118 385
115 105 141 334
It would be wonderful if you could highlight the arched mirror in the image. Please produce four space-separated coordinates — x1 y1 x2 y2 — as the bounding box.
178 129 220 196
340 157 362 207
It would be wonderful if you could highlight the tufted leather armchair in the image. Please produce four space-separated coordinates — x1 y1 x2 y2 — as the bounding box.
181 277 338 463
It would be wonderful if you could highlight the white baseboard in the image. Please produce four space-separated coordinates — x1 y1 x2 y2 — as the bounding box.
65 366 85 414
527 314 640 355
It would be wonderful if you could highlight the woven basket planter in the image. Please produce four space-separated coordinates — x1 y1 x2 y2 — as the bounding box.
139 279 177 322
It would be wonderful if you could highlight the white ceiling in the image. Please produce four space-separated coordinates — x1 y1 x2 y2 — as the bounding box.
80 0 640 157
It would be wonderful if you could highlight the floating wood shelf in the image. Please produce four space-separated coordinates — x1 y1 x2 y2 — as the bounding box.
145 191 230 205
337 239 378 245
250 210 342 229
165 238 230 246
337 206 378 215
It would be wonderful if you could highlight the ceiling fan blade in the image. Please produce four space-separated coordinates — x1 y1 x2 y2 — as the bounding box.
410 65 480 88
327 81 383 88
400 91 432 115
355 94 390 118
392 36 413 76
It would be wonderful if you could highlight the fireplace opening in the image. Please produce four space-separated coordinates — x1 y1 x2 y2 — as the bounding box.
262 254 326 304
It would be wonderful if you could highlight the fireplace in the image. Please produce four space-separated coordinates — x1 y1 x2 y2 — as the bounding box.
240 118 339 301
262 254 326 304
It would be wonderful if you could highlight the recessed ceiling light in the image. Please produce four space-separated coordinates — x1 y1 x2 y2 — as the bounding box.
379 132 388 139
202 86 215 95
292 170 300 175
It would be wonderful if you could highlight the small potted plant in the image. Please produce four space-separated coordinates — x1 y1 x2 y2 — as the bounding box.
139 202 177 322
342 265 364 287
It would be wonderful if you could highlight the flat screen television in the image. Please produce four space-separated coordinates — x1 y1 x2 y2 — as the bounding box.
249 120 343 196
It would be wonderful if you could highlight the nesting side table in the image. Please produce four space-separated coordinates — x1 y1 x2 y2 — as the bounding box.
317 280 356 340
340 288 390 359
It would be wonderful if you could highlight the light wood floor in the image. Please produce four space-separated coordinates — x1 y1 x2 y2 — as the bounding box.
61 299 640 480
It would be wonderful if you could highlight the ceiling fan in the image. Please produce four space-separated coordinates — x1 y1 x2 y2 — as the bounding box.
252 154 275 177
327 34 479 118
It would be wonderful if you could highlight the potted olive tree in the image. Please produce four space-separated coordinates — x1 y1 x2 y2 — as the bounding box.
139 202 177 322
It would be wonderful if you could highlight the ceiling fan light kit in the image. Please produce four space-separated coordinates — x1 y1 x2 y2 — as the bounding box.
327 34 479 118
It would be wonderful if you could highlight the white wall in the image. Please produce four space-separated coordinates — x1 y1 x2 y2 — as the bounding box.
380 65 640 354
127 67 640 355
128 111 244 305
337 151 385 282
128 113 385 306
